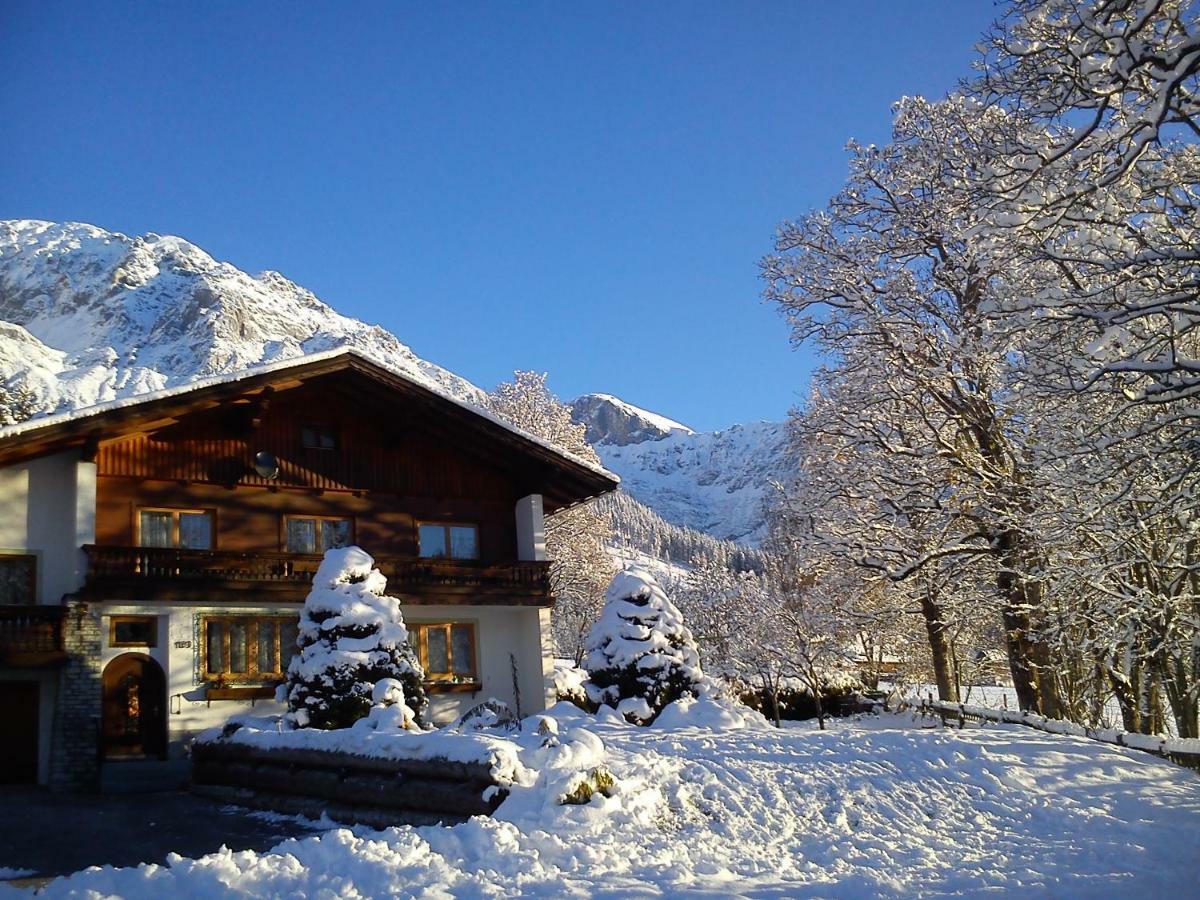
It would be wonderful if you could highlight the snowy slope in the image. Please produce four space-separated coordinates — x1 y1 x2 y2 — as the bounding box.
17 707 1200 897
0 220 483 414
574 392 790 546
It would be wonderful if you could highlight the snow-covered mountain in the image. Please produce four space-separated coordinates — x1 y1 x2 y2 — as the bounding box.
0 220 483 413
0 220 789 547
571 394 694 446
571 394 790 546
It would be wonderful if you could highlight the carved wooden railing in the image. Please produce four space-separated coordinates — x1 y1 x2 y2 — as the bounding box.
0 604 66 663
82 545 551 593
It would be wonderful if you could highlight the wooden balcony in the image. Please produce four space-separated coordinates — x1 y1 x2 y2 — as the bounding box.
81 545 552 606
0 604 67 667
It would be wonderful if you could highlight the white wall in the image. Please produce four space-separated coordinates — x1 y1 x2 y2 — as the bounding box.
98 602 290 759
96 600 554 753
0 450 97 604
406 604 553 725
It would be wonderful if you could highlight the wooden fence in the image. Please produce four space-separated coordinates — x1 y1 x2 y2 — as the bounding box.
912 698 1200 772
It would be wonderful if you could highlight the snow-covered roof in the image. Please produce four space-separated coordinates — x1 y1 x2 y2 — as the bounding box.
0 347 619 488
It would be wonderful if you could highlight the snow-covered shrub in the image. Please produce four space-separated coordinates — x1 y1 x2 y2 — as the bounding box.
550 659 593 711
559 767 616 805
736 673 865 722
583 565 705 724
286 546 427 729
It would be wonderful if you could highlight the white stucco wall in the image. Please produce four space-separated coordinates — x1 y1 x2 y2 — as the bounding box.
98 602 291 759
406 603 553 725
0 450 97 604
96 600 553 756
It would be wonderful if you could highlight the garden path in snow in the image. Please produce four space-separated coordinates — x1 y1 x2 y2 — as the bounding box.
16 707 1200 898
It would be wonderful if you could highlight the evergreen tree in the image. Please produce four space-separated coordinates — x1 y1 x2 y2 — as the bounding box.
584 565 705 724
286 546 427 729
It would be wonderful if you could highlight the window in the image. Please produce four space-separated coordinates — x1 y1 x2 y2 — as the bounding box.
0 554 35 604
284 516 352 555
110 616 157 647
418 523 479 560
301 425 338 450
138 509 213 550
202 616 299 683
409 622 478 686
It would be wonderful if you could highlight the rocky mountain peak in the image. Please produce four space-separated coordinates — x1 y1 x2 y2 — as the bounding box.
570 393 694 446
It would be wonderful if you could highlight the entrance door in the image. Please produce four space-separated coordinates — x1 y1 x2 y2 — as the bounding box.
0 681 39 783
102 653 167 758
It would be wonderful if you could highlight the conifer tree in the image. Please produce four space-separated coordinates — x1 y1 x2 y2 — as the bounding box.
584 565 705 724
286 547 427 729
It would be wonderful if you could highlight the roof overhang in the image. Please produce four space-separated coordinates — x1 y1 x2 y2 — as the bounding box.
0 349 619 511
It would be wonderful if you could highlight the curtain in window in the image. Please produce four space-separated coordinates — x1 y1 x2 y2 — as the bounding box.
229 622 248 673
140 511 173 548
426 627 450 673
207 621 226 673
451 624 474 675
258 621 276 674
321 519 351 551
286 519 318 554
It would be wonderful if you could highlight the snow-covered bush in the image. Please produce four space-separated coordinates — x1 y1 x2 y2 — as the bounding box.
550 659 593 711
583 565 705 724
735 673 864 722
286 546 427 729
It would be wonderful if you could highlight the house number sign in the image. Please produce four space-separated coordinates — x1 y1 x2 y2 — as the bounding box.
175 640 192 649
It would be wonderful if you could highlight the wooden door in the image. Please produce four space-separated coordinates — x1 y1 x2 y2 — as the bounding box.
101 654 167 758
0 681 39 783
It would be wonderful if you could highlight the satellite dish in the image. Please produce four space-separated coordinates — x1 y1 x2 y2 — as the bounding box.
253 451 280 480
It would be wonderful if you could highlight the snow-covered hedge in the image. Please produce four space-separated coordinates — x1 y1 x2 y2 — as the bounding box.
583 566 705 724
286 547 427 729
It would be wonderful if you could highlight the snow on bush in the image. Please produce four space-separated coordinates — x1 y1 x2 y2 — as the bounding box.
583 565 705 724
286 547 427 729
550 658 590 708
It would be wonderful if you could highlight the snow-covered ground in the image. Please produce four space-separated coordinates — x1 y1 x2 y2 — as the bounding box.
14 702 1200 898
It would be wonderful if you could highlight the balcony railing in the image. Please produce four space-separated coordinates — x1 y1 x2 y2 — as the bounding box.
0 604 66 665
82 545 551 599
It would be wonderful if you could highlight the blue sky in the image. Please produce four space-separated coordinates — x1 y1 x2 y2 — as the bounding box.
1 2 996 431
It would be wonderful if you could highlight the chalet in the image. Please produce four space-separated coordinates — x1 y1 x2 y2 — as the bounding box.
0 349 617 790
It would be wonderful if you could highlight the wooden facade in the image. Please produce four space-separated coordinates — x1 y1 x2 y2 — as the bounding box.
74 369 576 605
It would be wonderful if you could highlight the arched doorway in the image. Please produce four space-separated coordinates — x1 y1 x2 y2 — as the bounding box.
101 653 167 759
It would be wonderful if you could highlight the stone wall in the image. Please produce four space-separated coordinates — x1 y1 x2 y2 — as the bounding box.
48 599 102 791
